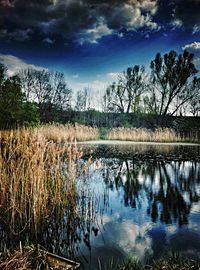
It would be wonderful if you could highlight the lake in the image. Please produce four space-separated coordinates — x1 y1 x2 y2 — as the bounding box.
76 142 200 269
0 142 200 269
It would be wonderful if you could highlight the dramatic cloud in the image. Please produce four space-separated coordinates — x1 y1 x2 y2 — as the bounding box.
0 0 199 45
0 0 160 44
173 0 200 30
77 19 113 44
0 54 46 76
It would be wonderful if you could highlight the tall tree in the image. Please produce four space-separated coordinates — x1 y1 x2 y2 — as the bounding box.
75 88 91 111
19 68 72 122
150 50 198 117
0 64 39 128
103 65 146 113
188 77 200 116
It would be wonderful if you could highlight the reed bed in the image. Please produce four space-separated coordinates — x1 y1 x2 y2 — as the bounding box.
106 127 199 143
39 123 99 143
100 255 200 270
0 127 83 237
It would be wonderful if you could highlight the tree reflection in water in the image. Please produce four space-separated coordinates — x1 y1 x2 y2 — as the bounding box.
101 158 200 226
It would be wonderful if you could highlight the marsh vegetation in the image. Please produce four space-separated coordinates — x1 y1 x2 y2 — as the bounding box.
106 127 199 143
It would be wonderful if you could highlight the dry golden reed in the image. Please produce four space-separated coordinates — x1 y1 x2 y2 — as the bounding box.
106 127 199 143
39 123 99 143
0 125 88 237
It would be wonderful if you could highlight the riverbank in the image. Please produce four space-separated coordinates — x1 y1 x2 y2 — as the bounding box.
78 140 200 146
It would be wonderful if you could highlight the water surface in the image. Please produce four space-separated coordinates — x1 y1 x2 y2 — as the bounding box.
76 143 200 269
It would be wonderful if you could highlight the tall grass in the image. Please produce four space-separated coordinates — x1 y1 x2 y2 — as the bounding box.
0 127 85 237
40 123 99 142
99 254 200 270
106 127 199 143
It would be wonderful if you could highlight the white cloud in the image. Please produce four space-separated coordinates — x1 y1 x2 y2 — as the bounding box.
43 37 55 44
171 19 183 29
182 42 200 51
78 19 113 45
128 0 158 15
77 1 159 45
0 54 46 76
123 4 159 30
193 25 200 34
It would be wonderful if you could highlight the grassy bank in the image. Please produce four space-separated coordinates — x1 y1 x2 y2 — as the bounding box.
106 127 199 143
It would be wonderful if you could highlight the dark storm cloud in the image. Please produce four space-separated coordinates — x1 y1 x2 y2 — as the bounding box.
0 0 160 44
0 0 199 45
156 0 200 32
174 0 200 33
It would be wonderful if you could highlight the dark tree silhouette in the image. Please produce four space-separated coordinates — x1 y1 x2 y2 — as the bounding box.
103 65 146 113
189 77 200 116
150 50 198 117
19 68 72 122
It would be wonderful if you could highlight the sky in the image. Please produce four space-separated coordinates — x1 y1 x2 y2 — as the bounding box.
0 0 200 94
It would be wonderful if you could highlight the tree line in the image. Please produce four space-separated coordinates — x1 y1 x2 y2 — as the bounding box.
103 50 200 118
0 50 199 129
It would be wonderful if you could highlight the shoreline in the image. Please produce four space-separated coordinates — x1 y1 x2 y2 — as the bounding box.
77 140 200 146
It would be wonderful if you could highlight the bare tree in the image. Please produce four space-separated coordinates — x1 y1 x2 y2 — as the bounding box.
19 68 72 122
150 50 198 117
188 77 200 116
103 65 146 113
103 82 124 112
75 87 91 111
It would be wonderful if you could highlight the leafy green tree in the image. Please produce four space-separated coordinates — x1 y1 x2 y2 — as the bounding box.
0 64 39 128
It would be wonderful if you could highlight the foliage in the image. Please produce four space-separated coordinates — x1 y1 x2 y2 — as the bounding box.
0 64 39 129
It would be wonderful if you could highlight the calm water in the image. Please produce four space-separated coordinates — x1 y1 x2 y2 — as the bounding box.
0 143 200 269
76 143 200 269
